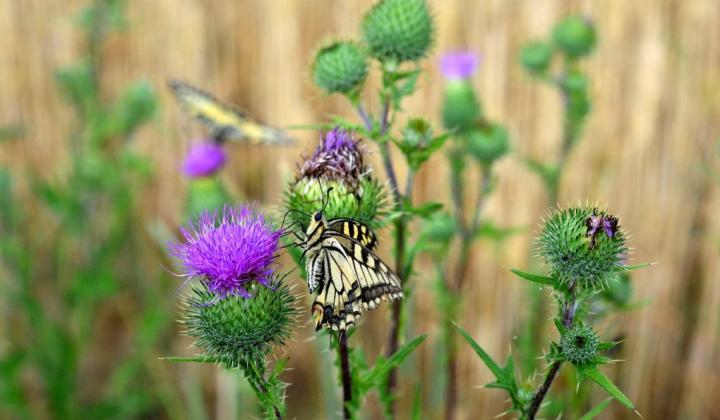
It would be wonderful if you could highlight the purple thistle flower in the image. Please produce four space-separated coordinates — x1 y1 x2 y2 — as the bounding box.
169 205 282 298
440 51 481 80
299 127 367 188
586 209 619 249
182 141 227 178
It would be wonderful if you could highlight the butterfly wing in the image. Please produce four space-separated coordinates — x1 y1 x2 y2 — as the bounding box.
326 218 378 250
310 236 402 331
169 80 293 145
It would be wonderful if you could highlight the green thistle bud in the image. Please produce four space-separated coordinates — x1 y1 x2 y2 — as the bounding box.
559 323 599 366
538 207 626 289
182 281 297 368
287 177 385 228
520 41 554 74
312 41 368 94
285 128 387 229
361 0 434 62
466 123 509 165
441 81 481 132
553 16 596 58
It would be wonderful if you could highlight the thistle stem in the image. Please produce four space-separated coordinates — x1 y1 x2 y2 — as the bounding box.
446 160 493 419
527 282 577 419
244 359 283 420
339 332 353 420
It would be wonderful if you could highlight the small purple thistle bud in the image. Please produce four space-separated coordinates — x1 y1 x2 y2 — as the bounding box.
586 209 619 249
439 51 481 80
182 141 227 178
169 205 282 299
602 216 618 238
299 127 366 189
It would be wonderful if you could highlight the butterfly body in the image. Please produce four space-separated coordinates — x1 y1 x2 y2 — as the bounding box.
302 212 402 331
169 80 293 145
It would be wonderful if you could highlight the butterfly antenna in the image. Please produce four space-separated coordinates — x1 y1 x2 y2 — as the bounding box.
321 187 334 213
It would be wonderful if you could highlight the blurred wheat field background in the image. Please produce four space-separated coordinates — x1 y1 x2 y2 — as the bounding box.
1 0 719 419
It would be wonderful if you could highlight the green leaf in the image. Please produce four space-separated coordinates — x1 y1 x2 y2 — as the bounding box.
272 358 289 377
404 201 443 218
579 397 613 420
160 356 220 364
453 323 505 381
583 366 635 410
361 334 427 386
474 221 526 242
510 268 556 287
411 384 422 420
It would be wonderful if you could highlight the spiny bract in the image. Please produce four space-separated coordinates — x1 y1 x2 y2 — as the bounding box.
361 0 434 62
182 281 297 367
559 323 600 366
538 206 626 289
313 41 368 94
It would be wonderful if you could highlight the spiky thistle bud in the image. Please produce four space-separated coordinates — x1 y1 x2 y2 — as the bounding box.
361 0 434 63
559 323 600 366
440 51 481 132
520 41 554 74
312 41 368 95
286 128 386 228
466 123 509 165
553 16 596 58
538 207 626 289
182 281 297 367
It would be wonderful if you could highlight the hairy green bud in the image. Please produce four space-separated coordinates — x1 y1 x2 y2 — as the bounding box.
182 281 297 367
286 177 386 229
559 323 599 366
466 123 509 165
312 41 368 94
538 207 626 289
520 41 554 74
286 129 387 229
361 0 434 62
553 16 596 58
442 81 481 132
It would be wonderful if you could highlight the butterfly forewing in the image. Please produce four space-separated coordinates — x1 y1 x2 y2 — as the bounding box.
168 80 292 145
326 218 378 250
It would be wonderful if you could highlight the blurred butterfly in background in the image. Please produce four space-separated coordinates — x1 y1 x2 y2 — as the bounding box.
168 79 294 145
295 201 402 332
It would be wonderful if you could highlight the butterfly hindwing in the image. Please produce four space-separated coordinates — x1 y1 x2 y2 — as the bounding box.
168 80 292 145
309 234 402 331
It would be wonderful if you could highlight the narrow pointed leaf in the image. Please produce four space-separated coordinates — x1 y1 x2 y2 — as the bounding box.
622 263 652 271
362 334 427 386
579 397 613 420
453 323 506 381
510 268 556 286
584 367 635 410
160 356 220 364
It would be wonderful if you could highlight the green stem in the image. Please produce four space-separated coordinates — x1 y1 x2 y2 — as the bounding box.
526 282 577 419
244 358 283 420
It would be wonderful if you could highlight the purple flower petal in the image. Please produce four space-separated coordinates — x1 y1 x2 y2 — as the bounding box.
440 51 481 80
168 205 281 298
182 141 227 178
299 127 366 188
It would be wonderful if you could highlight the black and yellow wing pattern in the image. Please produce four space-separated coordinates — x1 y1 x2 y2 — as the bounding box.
169 80 293 145
304 214 401 332
326 218 378 250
